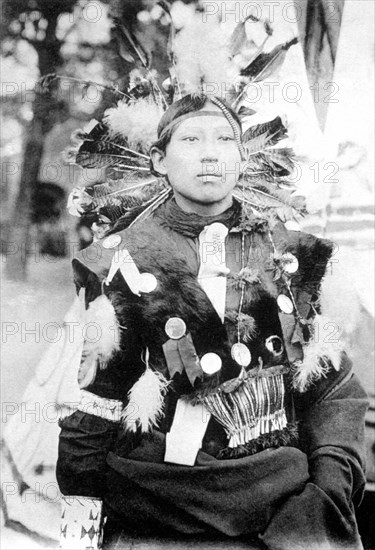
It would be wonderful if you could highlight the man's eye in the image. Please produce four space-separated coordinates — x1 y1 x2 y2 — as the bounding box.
182 136 198 142
219 136 234 142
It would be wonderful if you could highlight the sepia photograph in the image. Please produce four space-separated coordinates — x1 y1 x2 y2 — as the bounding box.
1 1 374 548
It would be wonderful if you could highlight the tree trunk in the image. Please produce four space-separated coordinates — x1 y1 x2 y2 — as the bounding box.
4 16 61 281
4 118 45 280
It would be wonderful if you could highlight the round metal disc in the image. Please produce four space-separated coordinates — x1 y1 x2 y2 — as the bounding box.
102 234 122 249
265 335 284 357
165 317 186 340
282 253 299 274
139 273 158 293
231 342 251 367
277 295 294 314
200 353 222 375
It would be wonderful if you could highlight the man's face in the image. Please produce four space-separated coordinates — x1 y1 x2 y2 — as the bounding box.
152 105 242 208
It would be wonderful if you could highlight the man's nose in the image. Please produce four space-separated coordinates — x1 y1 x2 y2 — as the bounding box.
199 137 220 162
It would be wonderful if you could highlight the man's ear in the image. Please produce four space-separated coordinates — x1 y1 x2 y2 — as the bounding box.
150 147 167 176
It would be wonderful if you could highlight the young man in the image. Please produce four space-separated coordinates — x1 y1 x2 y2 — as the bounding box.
57 94 368 550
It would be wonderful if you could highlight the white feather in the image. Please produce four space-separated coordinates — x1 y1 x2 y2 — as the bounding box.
174 15 236 97
121 363 170 433
292 315 344 392
104 99 164 151
78 295 121 388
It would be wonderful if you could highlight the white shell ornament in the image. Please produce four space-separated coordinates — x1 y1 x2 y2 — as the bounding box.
102 234 122 249
265 335 284 357
200 353 222 375
165 317 186 340
231 342 251 367
277 295 294 314
139 273 158 293
282 253 299 274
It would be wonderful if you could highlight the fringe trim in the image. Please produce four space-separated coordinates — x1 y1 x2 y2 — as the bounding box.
202 372 288 447
216 423 299 460
229 408 288 447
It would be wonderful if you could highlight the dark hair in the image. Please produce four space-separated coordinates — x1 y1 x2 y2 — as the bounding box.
149 93 242 175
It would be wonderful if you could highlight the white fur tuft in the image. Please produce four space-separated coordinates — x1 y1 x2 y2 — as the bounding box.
292 315 343 392
121 362 170 433
104 99 163 151
174 16 236 98
78 295 121 388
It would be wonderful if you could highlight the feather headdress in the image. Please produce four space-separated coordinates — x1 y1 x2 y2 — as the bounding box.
40 4 302 233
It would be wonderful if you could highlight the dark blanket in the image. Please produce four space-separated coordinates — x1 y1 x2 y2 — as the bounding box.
104 432 309 537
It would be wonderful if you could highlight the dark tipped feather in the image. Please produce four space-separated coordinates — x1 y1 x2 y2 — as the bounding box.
244 148 296 179
75 150 150 171
242 116 287 147
240 37 298 80
114 18 149 69
67 121 151 171
81 177 164 224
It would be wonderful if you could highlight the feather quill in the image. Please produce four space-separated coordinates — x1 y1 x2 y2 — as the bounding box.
129 188 172 228
114 18 149 69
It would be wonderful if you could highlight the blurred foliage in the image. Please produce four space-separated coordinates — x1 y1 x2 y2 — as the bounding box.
1 0 196 277
1 0 196 154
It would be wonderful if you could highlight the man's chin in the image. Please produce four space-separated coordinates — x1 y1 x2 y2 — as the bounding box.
189 196 224 206
172 189 234 213
187 191 230 205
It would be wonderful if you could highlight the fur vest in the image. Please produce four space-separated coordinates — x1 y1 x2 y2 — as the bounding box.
71 207 343 456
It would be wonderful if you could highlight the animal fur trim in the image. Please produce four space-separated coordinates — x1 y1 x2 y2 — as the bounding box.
217 423 299 460
78 294 121 388
291 315 343 392
121 360 170 433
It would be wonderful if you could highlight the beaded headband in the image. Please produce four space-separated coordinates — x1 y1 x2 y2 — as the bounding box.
158 99 246 160
159 111 229 137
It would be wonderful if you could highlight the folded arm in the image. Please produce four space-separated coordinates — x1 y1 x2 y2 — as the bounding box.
260 354 368 550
